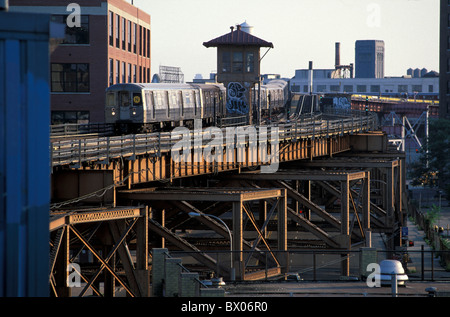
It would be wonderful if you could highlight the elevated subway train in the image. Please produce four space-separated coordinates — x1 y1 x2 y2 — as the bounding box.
105 80 290 133
256 79 290 120
105 83 226 133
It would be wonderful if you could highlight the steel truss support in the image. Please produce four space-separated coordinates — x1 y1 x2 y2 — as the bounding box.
293 155 405 251
117 187 287 281
49 207 149 297
383 110 429 152
228 169 373 277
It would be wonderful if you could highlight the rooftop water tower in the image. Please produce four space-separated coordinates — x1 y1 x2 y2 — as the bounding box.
240 21 254 34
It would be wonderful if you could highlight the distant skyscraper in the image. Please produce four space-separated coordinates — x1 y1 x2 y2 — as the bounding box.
355 40 385 79
440 0 450 119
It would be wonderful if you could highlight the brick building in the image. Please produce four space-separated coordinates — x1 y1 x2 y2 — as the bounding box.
10 0 151 123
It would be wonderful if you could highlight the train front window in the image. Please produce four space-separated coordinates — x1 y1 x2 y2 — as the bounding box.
119 91 130 107
106 92 115 107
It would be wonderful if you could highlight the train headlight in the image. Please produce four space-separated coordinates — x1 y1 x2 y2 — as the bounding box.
111 108 116 116
132 107 136 116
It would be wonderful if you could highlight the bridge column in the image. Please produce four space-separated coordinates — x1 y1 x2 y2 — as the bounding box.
362 171 371 247
53 227 71 297
385 166 395 251
340 177 350 276
232 199 243 280
277 189 287 273
135 207 150 297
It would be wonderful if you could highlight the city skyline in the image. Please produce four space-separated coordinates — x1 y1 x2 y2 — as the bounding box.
130 0 439 82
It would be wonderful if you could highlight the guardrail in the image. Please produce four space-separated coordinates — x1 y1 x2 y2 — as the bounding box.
50 109 377 167
50 123 115 138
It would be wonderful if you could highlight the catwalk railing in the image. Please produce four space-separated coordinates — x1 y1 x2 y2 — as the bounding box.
50 109 377 167
50 123 115 138
168 248 450 282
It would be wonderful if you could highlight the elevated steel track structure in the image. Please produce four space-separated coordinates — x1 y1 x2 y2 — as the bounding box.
49 108 407 296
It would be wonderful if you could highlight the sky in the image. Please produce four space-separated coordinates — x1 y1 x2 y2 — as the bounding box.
129 0 439 82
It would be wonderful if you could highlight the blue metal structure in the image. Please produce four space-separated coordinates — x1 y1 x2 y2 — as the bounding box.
0 11 51 296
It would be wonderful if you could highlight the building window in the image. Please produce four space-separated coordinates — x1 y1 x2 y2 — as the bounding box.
128 63 132 83
147 29 151 58
139 26 142 55
115 14 120 48
317 85 327 92
109 59 113 86
429 85 434 93
121 62 126 83
222 52 231 73
127 20 132 52
412 85 422 93
51 63 89 92
232 52 243 73
51 111 90 125
343 85 353 93
245 52 254 73
356 85 366 93
133 23 137 53
398 85 408 93
51 15 89 44
143 27 147 57
116 60 120 84
109 11 113 46
133 65 137 82
330 85 340 92
370 85 380 93
121 17 126 50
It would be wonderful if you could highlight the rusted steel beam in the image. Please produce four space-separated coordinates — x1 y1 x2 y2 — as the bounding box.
50 207 143 232
117 187 284 202
148 218 219 271
230 170 367 182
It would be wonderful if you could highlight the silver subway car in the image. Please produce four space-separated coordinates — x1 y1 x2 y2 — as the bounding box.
255 79 290 119
105 83 226 133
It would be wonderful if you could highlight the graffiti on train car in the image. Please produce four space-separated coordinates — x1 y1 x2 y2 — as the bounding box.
227 82 249 115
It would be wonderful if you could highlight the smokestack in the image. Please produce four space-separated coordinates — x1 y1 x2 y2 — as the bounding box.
335 42 341 68
308 61 313 95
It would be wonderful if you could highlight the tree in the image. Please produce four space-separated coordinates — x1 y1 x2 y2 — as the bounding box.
411 118 450 187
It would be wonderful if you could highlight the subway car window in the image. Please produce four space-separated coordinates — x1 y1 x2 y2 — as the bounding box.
119 91 130 107
106 92 115 106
